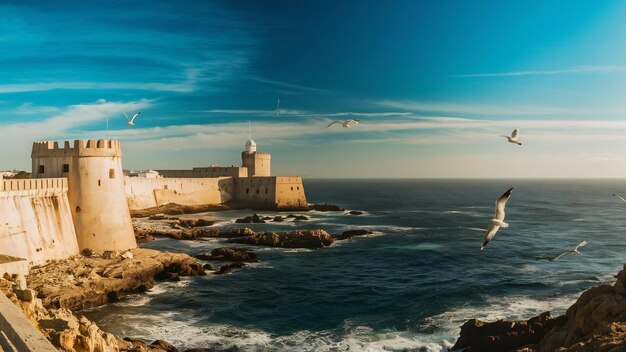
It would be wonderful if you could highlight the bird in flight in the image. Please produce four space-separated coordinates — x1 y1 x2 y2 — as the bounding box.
481 187 513 250
275 99 280 117
536 241 588 261
613 194 626 203
325 119 360 128
124 112 141 126
501 128 522 145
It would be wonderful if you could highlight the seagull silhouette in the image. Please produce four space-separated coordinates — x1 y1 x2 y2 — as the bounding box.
501 128 522 145
325 119 360 128
536 241 588 261
481 187 513 250
124 112 141 126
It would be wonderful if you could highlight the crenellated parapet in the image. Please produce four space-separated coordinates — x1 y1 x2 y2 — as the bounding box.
31 140 122 158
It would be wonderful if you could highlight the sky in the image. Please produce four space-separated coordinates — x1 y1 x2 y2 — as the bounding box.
2 0 626 177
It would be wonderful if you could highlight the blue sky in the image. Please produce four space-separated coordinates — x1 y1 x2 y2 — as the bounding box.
2 0 626 177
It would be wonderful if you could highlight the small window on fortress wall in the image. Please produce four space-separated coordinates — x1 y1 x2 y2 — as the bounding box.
63 164 69 173
109 169 115 179
38 165 44 174
256 189 259 194
246 188 249 194
265 187 268 194
291 187 294 191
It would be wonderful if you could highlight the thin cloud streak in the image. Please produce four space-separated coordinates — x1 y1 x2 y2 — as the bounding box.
450 65 626 77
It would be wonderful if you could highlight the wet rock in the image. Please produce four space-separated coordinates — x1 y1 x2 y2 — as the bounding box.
309 203 345 211
150 339 179 352
195 248 258 262
235 214 266 223
336 229 373 240
348 210 364 215
272 216 285 222
178 219 215 228
287 214 309 221
452 312 565 352
215 262 246 275
229 230 334 248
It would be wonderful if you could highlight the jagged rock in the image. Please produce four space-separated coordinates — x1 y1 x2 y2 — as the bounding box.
452 312 565 352
455 263 626 352
336 229 373 240
348 210 364 215
272 216 285 222
229 230 334 248
215 262 246 275
150 339 179 351
287 214 309 221
235 214 266 223
195 248 258 262
178 219 215 228
309 203 345 211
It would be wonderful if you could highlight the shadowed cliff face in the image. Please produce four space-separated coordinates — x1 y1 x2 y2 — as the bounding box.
454 263 626 352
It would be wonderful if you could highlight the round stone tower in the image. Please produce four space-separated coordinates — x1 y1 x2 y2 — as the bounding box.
241 139 271 177
31 140 137 252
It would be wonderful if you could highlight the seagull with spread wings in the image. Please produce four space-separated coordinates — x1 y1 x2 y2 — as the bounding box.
480 187 513 250
124 111 141 126
501 128 522 145
613 194 626 204
325 119 360 128
536 241 588 261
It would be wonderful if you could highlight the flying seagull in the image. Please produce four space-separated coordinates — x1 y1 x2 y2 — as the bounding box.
275 99 280 117
501 128 522 145
536 241 588 261
325 119 360 128
613 194 626 203
480 187 513 250
124 112 141 126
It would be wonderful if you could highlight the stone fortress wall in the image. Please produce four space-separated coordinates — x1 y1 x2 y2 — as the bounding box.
0 176 79 266
0 138 307 269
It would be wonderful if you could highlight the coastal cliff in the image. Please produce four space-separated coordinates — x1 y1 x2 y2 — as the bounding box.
453 263 626 351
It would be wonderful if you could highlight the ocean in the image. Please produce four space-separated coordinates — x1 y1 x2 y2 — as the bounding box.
84 179 626 351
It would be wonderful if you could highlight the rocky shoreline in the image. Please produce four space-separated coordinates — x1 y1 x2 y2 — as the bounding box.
453 263 626 351
2 247 208 351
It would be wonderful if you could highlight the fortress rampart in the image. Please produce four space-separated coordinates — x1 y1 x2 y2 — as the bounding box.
0 176 79 266
0 138 306 274
125 177 234 210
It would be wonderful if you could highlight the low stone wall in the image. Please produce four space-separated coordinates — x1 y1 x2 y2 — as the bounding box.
0 293 56 351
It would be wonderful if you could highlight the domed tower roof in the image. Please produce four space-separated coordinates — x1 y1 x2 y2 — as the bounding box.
245 139 257 153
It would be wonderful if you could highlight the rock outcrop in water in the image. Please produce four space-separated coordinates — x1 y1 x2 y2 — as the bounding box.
229 230 334 248
195 247 258 262
454 263 626 351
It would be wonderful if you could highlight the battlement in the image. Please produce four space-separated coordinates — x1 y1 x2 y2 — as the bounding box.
31 140 122 158
242 151 271 157
1 178 67 193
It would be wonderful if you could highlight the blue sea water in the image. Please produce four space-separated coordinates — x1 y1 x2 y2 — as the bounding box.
84 179 626 351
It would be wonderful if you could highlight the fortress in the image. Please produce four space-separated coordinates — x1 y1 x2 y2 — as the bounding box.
0 138 307 272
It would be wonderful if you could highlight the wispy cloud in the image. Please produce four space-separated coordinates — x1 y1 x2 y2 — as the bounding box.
13 102 60 115
0 81 195 94
248 77 333 94
450 65 626 78
378 99 624 117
